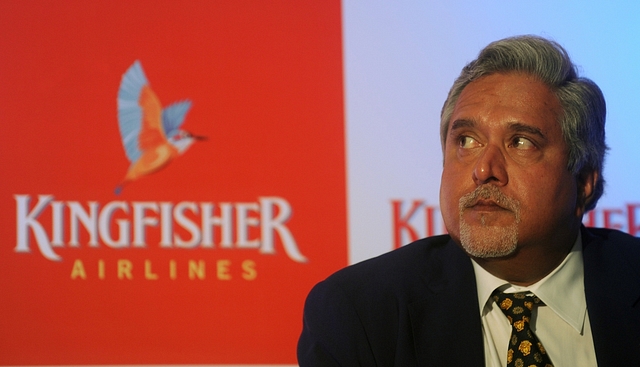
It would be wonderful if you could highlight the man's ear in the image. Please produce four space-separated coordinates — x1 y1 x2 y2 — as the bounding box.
576 168 597 217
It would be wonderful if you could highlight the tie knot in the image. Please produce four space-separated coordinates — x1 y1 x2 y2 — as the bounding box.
492 291 542 324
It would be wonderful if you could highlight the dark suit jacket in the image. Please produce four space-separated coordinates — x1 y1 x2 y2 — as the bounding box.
298 227 640 366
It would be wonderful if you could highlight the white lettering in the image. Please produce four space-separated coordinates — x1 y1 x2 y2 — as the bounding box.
159 202 173 248
99 201 130 248
236 203 260 248
68 201 99 247
132 202 159 247
51 201 65 247
260 197 307 263
174 202 201 248
15 195 59 261
14 195 307 262
201 203 233 248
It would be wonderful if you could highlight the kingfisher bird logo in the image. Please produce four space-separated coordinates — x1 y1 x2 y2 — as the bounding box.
115 61 205 194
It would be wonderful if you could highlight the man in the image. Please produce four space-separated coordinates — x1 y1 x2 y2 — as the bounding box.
298 35 640 366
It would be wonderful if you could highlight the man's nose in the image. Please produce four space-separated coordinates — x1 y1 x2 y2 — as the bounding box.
472 144 508 186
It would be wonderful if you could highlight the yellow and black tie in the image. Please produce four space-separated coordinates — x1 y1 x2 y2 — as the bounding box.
492 291 554 367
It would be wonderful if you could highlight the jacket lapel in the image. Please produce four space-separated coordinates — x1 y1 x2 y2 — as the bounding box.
408 240 484 366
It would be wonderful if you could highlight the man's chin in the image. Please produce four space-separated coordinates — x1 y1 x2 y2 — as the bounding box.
458 223 518 259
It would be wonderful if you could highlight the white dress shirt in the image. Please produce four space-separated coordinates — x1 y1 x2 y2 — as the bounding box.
472 233 598 367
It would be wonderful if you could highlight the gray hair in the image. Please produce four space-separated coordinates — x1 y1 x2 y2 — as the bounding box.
440 35 607 212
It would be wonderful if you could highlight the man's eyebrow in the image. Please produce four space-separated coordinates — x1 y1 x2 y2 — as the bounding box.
449 120 548 141
508 122 546 139
449 119 475 132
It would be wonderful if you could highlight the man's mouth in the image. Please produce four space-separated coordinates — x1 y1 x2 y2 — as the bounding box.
468 198 508 211
459 185 520 217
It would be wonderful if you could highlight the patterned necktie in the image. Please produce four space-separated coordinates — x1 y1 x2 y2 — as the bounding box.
492 291 554 367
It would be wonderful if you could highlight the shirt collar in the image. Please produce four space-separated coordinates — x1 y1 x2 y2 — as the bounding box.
472 231 587 334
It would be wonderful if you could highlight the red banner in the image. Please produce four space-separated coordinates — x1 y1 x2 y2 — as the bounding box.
0 1 345 364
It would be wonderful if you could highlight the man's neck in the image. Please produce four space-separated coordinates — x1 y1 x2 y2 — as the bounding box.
471 232 577 286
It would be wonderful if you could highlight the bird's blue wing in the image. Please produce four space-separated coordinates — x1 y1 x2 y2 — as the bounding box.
117 60 147 163
162 100 192 139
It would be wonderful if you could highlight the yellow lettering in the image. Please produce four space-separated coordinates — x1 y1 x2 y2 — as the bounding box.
145 260 158 280
170 260 177 280
118 259 133 280
217 259 231 280
98 259 105 279
71 259 86 279
188 260 205 280
241 259 257 280
68 259 260 282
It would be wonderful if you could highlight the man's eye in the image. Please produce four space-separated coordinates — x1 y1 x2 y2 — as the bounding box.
458 136 479 149
511 137 535 150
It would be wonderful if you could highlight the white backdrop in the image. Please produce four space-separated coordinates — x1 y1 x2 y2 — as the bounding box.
344 1 640 264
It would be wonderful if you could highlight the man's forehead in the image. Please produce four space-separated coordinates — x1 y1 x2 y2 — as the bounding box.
449 73 562 130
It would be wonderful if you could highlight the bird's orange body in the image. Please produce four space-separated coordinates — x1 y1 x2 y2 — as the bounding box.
116 61 202 194
121 86 178 183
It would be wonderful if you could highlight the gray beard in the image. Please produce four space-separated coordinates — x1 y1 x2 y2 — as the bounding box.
459 219 518 258
458 185 521 258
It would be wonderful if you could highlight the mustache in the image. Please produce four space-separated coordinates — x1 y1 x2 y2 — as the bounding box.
459 185 520 212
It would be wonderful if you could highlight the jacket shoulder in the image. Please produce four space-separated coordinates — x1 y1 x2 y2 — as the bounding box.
583 227 640 258
307 234 469 317
297 235 466 366
583 226 640 275
325 234 455 290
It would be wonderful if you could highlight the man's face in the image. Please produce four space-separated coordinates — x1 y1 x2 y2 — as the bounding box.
440 72 584 258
